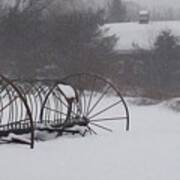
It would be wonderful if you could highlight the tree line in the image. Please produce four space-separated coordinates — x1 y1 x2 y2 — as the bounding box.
0 0 118 79
0 0 179 98
117 30 180 99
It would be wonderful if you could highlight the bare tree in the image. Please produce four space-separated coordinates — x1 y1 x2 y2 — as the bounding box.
0 0 118 80
0 0 52 78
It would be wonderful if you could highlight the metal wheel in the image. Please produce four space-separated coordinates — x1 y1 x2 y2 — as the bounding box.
60 73 130 134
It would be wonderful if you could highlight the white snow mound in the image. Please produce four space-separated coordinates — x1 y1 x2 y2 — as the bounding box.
58 83 76 99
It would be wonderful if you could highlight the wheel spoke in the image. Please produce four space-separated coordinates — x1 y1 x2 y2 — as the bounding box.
87 125 98 135
76 90 83 114
77 76 84 113
86 85 111 117
88 99 122 119
86 78 96 115
53 92 68 108
91 116 127 122
44 106 68 117
82 91 87 115
0 95 19 112
90 122 112 132
53 92 77 116
78 90 86 115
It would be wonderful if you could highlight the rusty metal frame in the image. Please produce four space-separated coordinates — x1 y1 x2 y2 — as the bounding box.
0 73 130 148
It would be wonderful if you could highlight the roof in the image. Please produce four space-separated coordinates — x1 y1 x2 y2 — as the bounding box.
103 21 180 51
139 10 149 15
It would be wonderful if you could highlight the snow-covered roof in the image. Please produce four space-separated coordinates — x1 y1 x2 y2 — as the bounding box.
139 10 149 15
103 21 180 51
58 84 76 99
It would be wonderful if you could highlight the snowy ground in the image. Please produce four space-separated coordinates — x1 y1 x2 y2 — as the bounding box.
0 98 180 180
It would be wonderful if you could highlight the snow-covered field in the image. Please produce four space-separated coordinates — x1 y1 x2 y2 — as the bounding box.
0 98 179 180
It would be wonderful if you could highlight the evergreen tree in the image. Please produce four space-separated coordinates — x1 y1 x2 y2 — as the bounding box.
153 30 180 90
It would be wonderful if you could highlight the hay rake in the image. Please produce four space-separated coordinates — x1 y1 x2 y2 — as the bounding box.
0 73 130 148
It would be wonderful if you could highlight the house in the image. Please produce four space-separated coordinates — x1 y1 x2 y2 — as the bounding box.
103 21 180 52
102 21 180 94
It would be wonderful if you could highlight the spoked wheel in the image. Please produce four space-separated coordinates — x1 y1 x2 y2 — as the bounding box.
61 73 130 134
